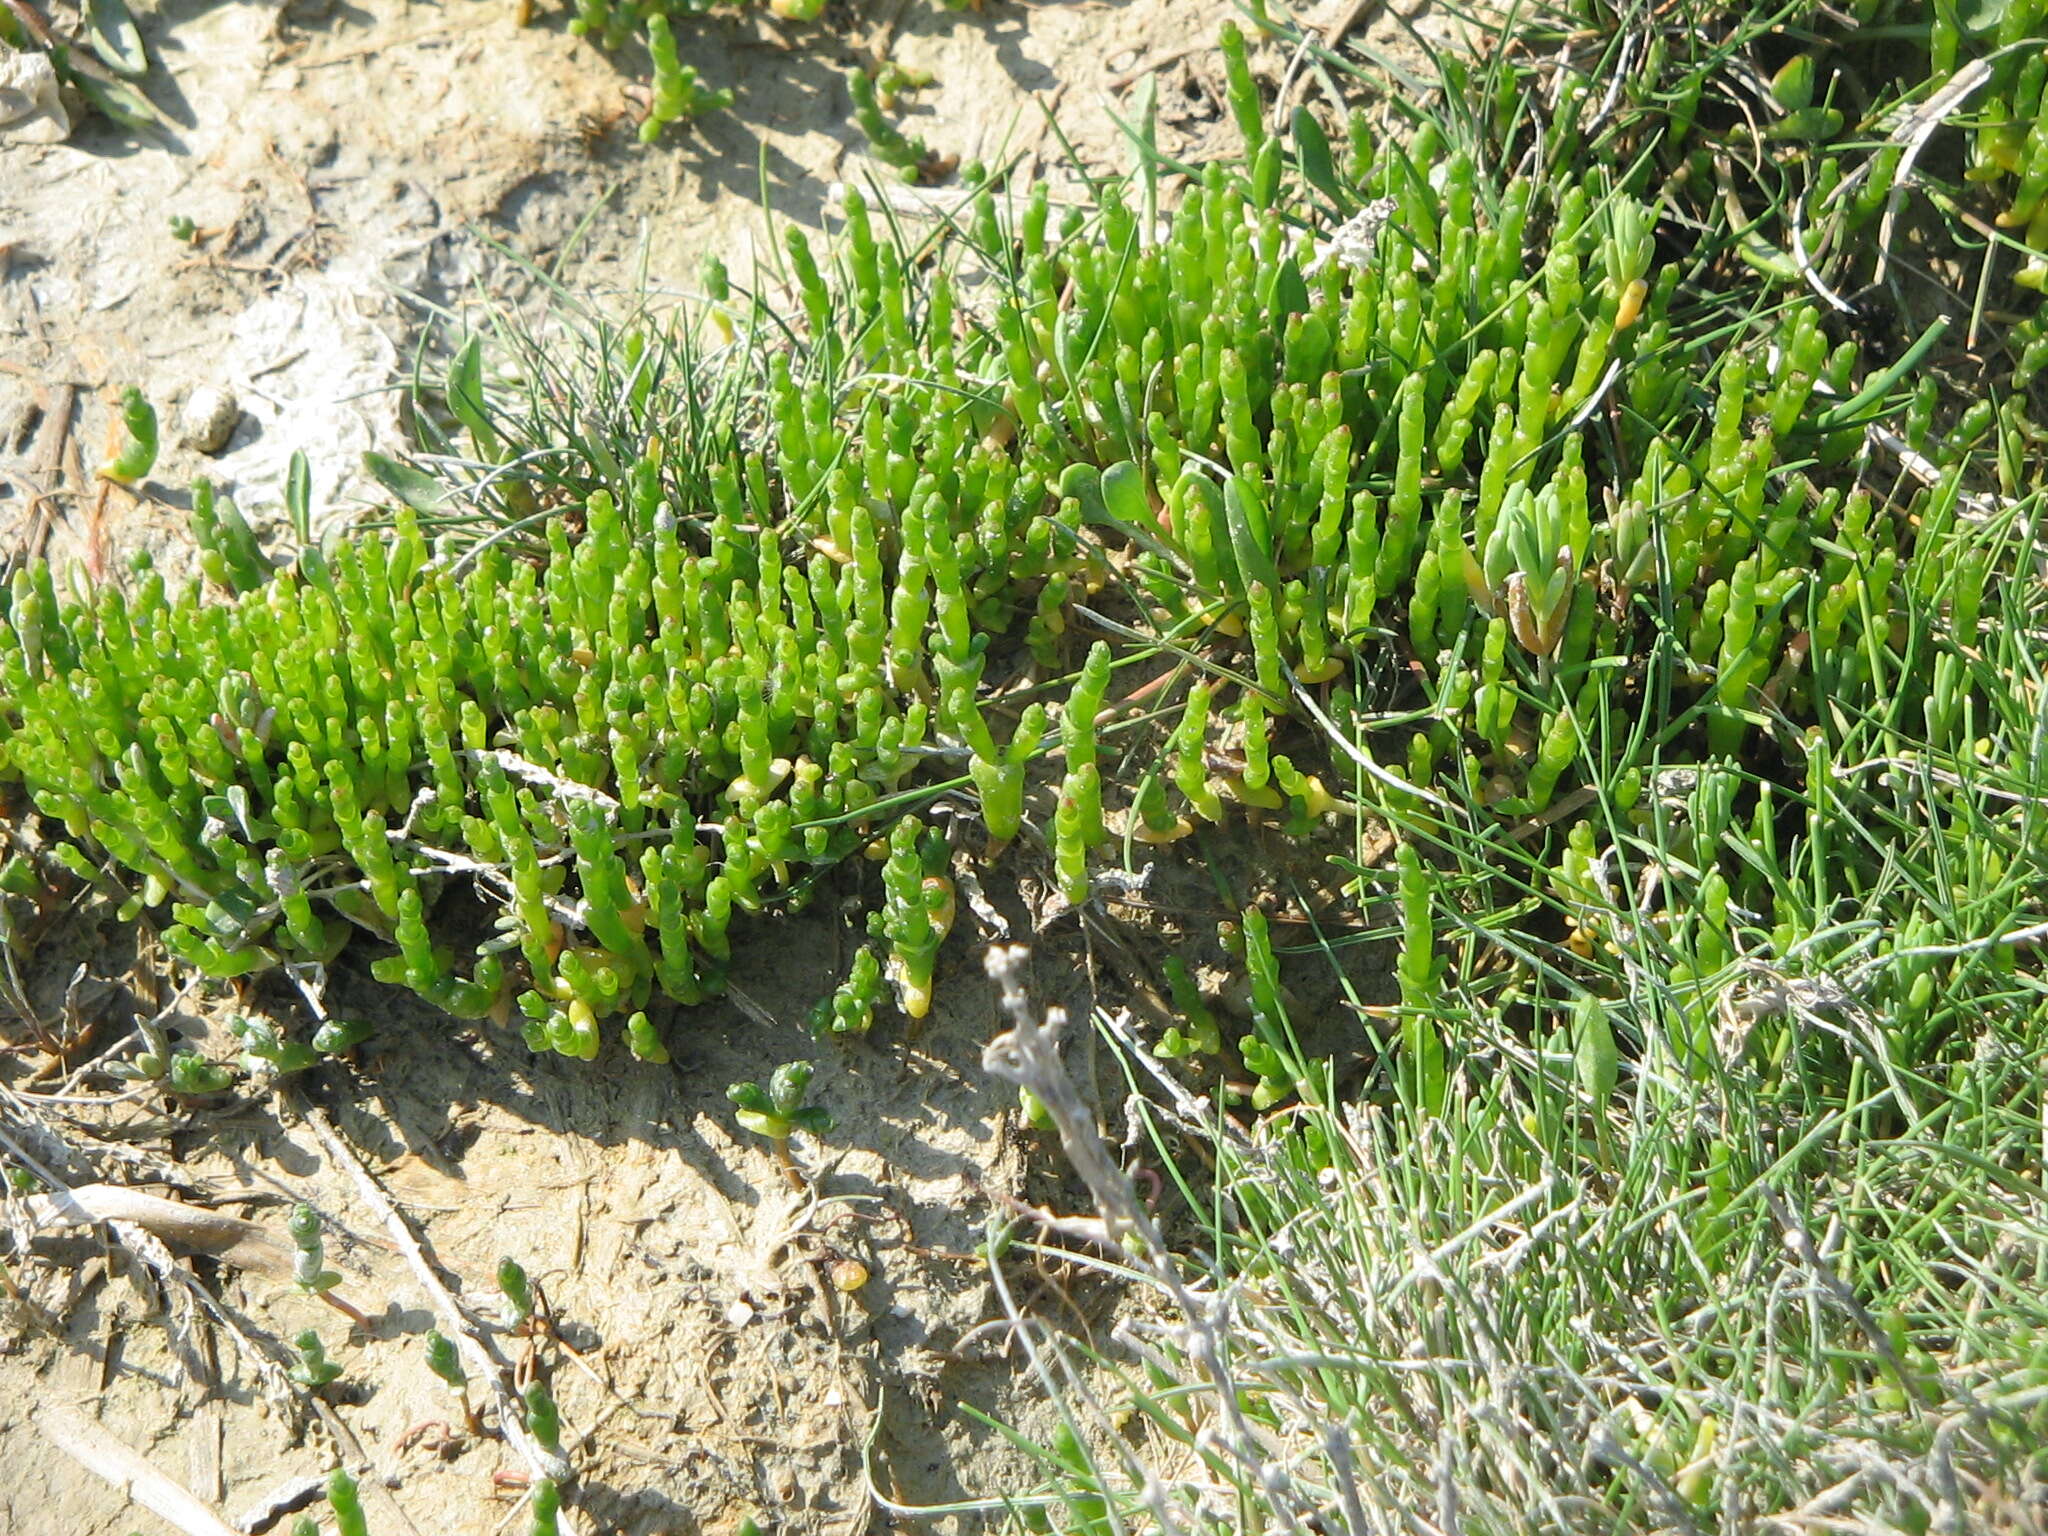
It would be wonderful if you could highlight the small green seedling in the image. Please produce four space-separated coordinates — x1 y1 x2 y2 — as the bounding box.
848 67 933 182
873 59 934 110
290 1204 371 1328
166 1052 234 1096
98 387 157 486
290 1204 342 1296
168 213 198 243
640 13 733 140
425 1329 482 1435
289 1327 343 1388
728 1061 833 1185
326 1468 368 1536
809 945 885 1036
233 1016 319 1076
624 1010 669 1063
525 1379 563 1457
499 1257 534 1329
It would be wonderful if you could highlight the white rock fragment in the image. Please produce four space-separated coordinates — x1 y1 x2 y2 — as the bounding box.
178 384 241 455
0 50 68 146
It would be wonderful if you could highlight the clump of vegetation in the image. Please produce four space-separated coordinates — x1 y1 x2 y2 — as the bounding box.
1485 0 2048 392
4 6 2048 1527
638 11 732 139
559 0 958 151
2 0 953 155
0 78 1983 1066
937 11 2048 1534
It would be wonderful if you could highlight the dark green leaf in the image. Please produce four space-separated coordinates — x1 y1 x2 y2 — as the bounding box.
1292 106 1344 210
362 451 448 514
55 47 168 129
726 1081 773 1116
1099 460 1149 526
1057 461 1102 516
1267 257 1310 322
446 336 501 462
1575 996 1619 1104
768 1060 814 1117
285 450 312 546
1224 473 1279 592
87 0 147 78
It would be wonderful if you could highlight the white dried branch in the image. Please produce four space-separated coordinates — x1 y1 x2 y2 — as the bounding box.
18 1183 295 1281
33 1403 240 1536
464 749 620 810
978 944 1321 1536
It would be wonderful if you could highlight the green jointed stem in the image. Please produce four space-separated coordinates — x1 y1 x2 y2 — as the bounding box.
99 387 157 486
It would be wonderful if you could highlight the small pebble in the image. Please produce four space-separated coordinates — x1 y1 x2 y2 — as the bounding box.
178 384 240 455
0 51 68 145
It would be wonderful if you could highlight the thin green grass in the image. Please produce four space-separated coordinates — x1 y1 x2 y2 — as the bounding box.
936 9 2048 1534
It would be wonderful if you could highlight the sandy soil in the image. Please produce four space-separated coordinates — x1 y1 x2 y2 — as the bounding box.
0 1 1446 1531
3 894 1075 1536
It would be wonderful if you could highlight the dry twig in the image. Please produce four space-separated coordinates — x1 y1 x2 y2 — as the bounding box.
975 944 1318 1536
33 1402 240 1536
